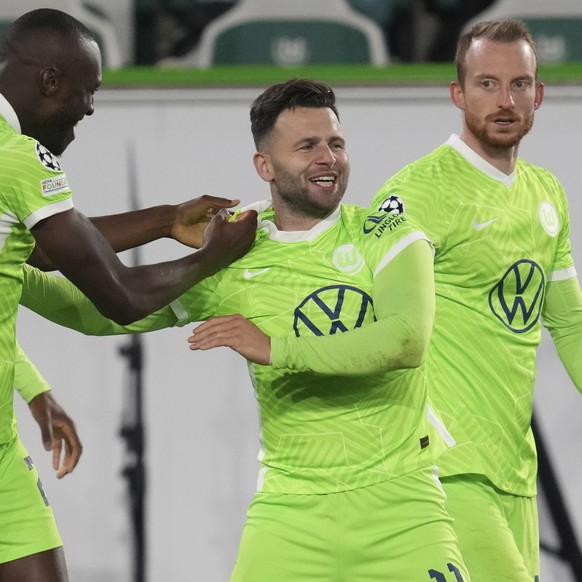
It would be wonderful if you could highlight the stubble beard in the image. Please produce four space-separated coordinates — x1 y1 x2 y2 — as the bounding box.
275 168 347 221
465 112 534 149
465 109 535 150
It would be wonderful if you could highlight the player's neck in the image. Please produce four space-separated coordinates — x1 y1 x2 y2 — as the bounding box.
460 132 519 176
274 211 323 232
272 203 338 232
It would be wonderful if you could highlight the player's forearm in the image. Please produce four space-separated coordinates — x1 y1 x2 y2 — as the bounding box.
13 341 51 403
543 277 582 391
27 206 177 272
272 240 435 376
89 205 176 252
271 315 430 376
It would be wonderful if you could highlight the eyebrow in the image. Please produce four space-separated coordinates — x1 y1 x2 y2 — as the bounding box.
474 73 535 82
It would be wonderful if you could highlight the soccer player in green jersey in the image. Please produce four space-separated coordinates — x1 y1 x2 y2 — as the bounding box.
240 19 579 582
0 8 255 580
193 21 582 581
20 79 471 581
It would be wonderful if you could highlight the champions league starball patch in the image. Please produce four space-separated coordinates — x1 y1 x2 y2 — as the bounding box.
378 194 405 215
35 142 62 172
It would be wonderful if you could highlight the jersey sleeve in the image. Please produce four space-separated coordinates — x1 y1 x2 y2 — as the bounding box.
20 264 178 335
370 145 457 252
170 274 222 325
548 176 576 279
13 341 51 403
1 137 74 228
271 238 435 375
542 275 582 391
371 170 439 245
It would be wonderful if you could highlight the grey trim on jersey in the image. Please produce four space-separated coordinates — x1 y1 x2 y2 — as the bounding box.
550 266 578 282
23 199 75 230
170 298 191 326
426 404 456 448
446 134 516 187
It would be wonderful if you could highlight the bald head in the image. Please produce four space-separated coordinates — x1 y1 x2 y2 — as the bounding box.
0 8 102 155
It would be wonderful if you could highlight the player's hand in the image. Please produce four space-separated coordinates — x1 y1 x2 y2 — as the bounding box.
28 392 83 479
200 209 257 269
187 314 271 365
170 196 242 249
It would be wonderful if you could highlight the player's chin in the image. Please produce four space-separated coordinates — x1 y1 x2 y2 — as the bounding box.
50 134 74 157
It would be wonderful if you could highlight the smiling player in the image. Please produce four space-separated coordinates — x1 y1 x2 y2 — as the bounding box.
20 78 471 582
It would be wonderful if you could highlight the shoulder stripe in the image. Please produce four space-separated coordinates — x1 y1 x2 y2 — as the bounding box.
373 230 432 278
426 404 456 448
549 266 577 282
23 199 74 230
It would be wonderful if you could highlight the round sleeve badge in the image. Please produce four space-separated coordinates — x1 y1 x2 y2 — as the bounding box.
35 142 63 172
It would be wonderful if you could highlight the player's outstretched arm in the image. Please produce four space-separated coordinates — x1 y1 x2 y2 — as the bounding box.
28 196 241 270
30 207 257 324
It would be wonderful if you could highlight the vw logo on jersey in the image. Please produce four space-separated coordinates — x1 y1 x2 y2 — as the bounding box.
35 142 62 172
539 201 559 237
332 244 365 275
293 285 375 337
489 259 545 333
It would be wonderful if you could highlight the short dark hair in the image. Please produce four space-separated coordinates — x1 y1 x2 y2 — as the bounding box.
0 8 95 61
250 79 339 149
455 19 538 86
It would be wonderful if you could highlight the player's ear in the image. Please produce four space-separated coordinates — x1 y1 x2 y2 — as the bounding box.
39 66 60 97
450 80 465 110
253 151 274 183
534 82 544 110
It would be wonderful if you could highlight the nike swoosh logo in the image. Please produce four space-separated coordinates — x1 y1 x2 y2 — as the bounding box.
243 268 271 279
471 218 497 231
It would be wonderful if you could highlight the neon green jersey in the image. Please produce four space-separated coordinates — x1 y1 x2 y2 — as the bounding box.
173 204 445 494
371 134 575 497
0 106 73 444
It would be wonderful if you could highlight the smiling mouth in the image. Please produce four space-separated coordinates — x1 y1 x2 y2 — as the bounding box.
310 175 337 187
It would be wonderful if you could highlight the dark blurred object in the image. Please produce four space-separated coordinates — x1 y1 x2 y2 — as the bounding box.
167 1 236 57
348 0 497 62
424 0 497 61
134 0 159 64
134 0 237 64
532 414 582 582
347 0 414 61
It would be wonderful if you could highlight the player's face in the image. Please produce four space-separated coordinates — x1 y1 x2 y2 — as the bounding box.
258 107 350 225
451 38 543 155
40 39 101 156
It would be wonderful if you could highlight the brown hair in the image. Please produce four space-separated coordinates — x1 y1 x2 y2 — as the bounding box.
250 78 339 149
455 19 538 86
